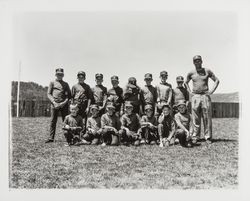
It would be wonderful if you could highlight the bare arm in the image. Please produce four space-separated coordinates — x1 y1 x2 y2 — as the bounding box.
208 69 220 94
47 82 55 104
185 72 192 94
175 114 189 133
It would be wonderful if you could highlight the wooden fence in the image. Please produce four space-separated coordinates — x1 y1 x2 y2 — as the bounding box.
11 100 239 118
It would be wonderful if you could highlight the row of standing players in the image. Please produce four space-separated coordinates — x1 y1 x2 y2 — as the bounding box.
46 69 193 147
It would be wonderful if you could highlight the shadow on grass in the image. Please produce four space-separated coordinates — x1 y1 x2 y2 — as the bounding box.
198 138 237 143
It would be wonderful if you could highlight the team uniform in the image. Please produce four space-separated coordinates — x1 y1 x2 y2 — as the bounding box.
158 113 176 144
101 110 121 145
47 69 71 142
83 115 102 145
141 85 157 113
63 114 83 145
156 82 172 115
139 114 158 144
107 86 124 114
119 112 141 145
92 85 107 113
71 82 93 118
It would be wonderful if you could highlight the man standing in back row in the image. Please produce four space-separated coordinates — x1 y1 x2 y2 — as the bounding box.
185 55 220 144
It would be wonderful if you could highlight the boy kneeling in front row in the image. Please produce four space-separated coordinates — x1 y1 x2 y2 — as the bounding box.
82 104 102 145
139 104 158 145
158 104 176 148
119 102 141 146
174 100 193 147
63 104 89 146
101 102 121 146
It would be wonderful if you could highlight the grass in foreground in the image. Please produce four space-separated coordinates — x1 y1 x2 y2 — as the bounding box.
10 117 238 189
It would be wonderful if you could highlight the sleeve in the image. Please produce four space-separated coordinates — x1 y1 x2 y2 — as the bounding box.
116 117 121 130
63 116 69 126
189 114 194 134
140 116 146 124
154 87 158 103
156 85 160 102
78 116 83 128
153 117 158 126
158 114 164 124
101 115 107 128
71 85 75 102
136 114 141 130
120 115 126 127
86 118 91 129
89 86 95 104
171 118 176 131
47 81 54 103
186 71 192 83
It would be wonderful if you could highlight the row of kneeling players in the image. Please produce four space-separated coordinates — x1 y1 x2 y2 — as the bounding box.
63 100 193 148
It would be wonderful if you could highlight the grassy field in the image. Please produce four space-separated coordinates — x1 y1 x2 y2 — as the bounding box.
9 117 238 189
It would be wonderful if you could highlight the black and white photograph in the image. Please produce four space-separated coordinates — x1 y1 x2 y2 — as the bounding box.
1 0 250 200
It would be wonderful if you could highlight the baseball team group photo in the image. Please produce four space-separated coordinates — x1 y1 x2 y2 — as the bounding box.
9 11 239 189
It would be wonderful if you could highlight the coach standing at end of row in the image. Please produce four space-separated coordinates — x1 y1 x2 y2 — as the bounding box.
46 68 71 143
185 55 220 144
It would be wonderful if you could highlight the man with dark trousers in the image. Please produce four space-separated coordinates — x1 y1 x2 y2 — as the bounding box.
46 68 71 143
185 55 220 144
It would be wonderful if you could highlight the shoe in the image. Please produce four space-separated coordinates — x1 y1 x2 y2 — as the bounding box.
186 142 193 148
134 140 140 146
159 142 164 148
165 140 170 147
64 143 70 147
45 139 54 143
101 142 106 146
81 139 91 145
140 139 146 145
150 141 156 145
192 138 197 144
206 139 213 144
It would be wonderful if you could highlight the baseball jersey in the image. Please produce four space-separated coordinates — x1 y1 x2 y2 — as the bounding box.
174 112 192 130
107 86 124 109
47 80 71 103
64 114 83 128
101 113 121 130
172 86 189 105
71 82 93 105
141 115 158 126
120 113 141 132
156 82 172 103
123 84 142 106
86 116 101 131
92 85 107 106
141 85 158 105
158 114 175 131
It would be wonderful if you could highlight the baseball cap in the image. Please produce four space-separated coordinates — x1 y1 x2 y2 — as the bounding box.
111 75 119 81
128 77 136 82
176 76 184 82
144 73 152 80
90 104 99 111
162 103 171 109
95 73 103 79
55 68 64 75
193 55 202 61
77 71 86 77
160 71 168 76
106 102 116 109
125 101 133 108
176 100 186 107
145 104 153 111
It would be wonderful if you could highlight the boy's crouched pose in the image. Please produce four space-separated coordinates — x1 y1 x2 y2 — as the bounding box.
174 100 193 147
119 102 141 146
101 103 121 146
63 104 89 146
139 104 158 145
82 104 102 145
158 104 176 148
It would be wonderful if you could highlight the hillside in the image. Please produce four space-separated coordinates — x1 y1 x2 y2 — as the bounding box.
11 81 48 101
210 92 239 103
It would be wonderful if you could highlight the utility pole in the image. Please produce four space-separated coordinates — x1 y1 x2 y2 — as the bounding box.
17 61 21 117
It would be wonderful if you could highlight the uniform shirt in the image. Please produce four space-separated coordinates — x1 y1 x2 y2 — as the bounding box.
174 112 193 132
123 84 142 106
120 113 140 132
64 114 83 128
101 113 121 130
107 86 124 110
172 86 189 105
141 85 157 105
158 114 175 131
141 115 158 126
156 82 172 103
71 82 92 105
186 68 217 94
47 80 71 103
92 85 107 106
86 116 101 131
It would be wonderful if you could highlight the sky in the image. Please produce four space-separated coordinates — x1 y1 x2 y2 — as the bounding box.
11 11 238 93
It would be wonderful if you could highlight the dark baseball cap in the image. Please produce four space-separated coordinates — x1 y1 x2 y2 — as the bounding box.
111 75 119 81
125 101 134 108
106 102 116 110
160 71 168 76
144 73 152 79
128 77 136 82
193 55 202 61
95 73 103 79
176 76 184 82
55 68 64 75
77 71 86 77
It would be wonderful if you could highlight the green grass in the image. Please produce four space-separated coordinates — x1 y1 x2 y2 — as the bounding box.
9 117 238 189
